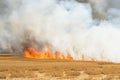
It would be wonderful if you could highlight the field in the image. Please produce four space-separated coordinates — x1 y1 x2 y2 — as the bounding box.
0 54 120 80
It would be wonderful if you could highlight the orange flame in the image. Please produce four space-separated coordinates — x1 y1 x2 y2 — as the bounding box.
23 48 111 62
23 48 73 60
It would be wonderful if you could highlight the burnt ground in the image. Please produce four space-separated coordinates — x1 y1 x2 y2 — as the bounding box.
0 54 120 80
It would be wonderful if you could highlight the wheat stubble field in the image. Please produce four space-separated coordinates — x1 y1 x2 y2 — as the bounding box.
0 54 120 80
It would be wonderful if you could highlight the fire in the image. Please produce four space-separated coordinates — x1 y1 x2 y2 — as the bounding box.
23 48 111 62
23 48 73 60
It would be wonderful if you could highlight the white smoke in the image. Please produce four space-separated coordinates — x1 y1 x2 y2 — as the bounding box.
0 0 120 62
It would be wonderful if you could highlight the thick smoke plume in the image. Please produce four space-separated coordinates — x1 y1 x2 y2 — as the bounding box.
0 0 120 62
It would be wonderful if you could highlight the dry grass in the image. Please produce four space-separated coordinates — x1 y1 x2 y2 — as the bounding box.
0 54 120 80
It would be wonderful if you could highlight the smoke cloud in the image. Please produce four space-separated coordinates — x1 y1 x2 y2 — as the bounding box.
0 0 120 62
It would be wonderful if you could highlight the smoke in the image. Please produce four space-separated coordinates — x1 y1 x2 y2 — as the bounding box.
0 0 120 62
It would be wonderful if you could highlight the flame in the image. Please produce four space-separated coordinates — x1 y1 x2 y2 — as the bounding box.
23 48 73 60
23 48 112 62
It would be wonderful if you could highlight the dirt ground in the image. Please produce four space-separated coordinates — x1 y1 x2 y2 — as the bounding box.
0 54 120 80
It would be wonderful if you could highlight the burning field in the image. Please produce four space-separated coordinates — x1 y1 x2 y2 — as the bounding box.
0 0 120 62
0 0 120 80
0 54 120 80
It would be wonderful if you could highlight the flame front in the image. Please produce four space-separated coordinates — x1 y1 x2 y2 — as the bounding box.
23 48 73 60
23 48 112 62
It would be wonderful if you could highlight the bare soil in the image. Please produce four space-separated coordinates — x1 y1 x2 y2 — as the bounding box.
0 54 120 80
